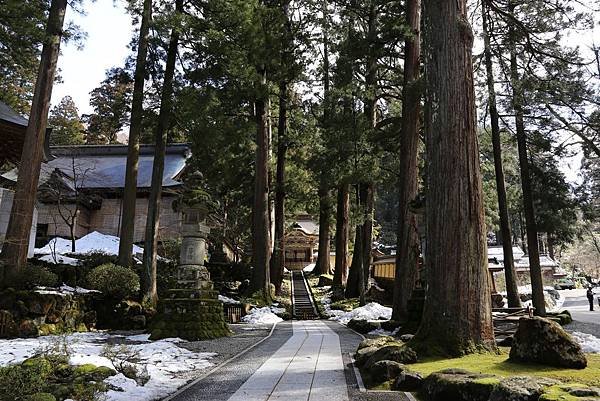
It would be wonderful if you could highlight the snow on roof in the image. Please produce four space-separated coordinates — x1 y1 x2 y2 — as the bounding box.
487 245 525 261
3 144 189 189
292 219 318 235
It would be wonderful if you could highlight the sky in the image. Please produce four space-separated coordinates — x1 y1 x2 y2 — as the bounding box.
52 0 134 115
51 0 597 183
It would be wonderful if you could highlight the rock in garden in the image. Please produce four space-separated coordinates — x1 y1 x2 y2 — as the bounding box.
348 318 380 334
358 335 395 350
400 334 415 342
369 360 406 383
509 317 587 369
392 370 423 391
364 344 418 370
488 376 559 401
421 369 499 401
355 346 379 367
318 274 334 286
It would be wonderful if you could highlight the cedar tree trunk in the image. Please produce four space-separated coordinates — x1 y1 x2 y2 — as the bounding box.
251 66 272 302
482 2 520 308
118 0 152 267
333 184 349 288
1 0 68 277
508 1 545 315
270 79 287 294
142 0 181 307
392 0 421 321
414 0 495 355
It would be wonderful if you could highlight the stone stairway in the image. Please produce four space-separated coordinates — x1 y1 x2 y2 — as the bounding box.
291 271 319 320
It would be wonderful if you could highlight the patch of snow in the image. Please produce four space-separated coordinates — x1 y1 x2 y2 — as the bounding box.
242 306 283 324
328 302 392 325
0 332 216 401
367 327 400 337
35 284 100 296
38 254 80 265
218 295 240 304
571 331 600 353
35 231 143 256
303 263 316 273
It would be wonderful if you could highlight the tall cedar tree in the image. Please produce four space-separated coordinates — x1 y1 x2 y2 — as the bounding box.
1 0 68 276
142 0 183 306
313 0 333 277
414 0 495 355
252 65 272 301
481 1 520 307
506 0 545 315
270 0 292 294
118 0 153 267
392 0 421 320
48 96 85 145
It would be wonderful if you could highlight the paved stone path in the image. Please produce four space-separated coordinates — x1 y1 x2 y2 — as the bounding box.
168 320 407 401
228 320 348 401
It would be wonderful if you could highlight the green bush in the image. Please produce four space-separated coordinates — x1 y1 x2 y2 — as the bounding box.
15 265 59 289
87 263 140 300
156 259 178 298
0 361 48 400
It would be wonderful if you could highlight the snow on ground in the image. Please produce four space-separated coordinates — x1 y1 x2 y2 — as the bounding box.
326 302 392 325
38 254 80 265
35 284 100 296
499 285 566 312
35 231 144 257
0 332 216 401
303 263 316 273
571 331 600 353
218 294 241 304
241 306 284 324
367 327 400 337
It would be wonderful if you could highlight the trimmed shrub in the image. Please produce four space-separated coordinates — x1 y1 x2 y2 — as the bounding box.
87 263 139 300
15 265 59 289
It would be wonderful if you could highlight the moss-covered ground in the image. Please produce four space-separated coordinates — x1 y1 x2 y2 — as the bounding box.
409 348 600 386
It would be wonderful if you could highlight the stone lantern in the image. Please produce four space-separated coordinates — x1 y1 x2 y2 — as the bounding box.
150 173 231 340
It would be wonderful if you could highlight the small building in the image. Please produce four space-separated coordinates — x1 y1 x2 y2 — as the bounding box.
1 143 190 250
488 245 561 286
284 215 319 271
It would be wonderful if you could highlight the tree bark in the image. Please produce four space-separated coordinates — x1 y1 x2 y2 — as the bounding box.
333 183 349 288
251 66 272 302
313 184 332 276
360 183 374 305
142 0 181 307
118 0 152 267
270 79 287 294
508 1 545 316
482 1 520 308
1 0 68 277
414 0 496 355
346 185 363 298
392 0 421 321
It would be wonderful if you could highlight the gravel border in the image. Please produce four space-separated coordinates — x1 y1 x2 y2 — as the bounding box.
174 323 274 383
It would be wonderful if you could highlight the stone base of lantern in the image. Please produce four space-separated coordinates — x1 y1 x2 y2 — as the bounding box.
149 265 232 341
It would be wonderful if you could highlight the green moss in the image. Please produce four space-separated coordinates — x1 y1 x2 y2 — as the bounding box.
26 393 56 401
73 364 116 381
21 357 53 378
539 385 580 401
410 349 600 386
330 298 360 312
473 377 501 386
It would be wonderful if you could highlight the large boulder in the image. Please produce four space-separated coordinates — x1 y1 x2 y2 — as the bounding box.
421 369 499 401
392 370 423 391
509 317 587 369
348 318 380 334
368 360 406 383
488 376 559 401
364 344 418 370
357 336 396 350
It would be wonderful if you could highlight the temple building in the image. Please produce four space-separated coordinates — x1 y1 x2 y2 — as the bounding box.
284 215 319 271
